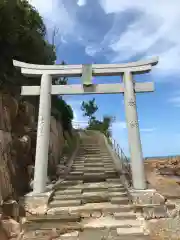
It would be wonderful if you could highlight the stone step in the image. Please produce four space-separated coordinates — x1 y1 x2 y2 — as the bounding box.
111 196 129 205
84 157 112 165
105 170 117 174
49 199 82 208
82 192 109 203
27 217 142 233
55 180 83 188
60 231 79 240
83 182 125 191
55 182 125 192
108 183 125 188
22 237 50 240
81 216 142 229
113 212 137 220
78 229 110 240
103 163 114 166
80 147 100 149
54 192 111 203
83 168 113 173
103 160 113 163
82 165 105 169
116 227 149 239
109 192 127 197
83 173 118 182
53 194 82 201
71 164 84 171
83 162 104 166
108 187 126 192
47 203 133 215
24 221 82 232
65 175 84 181
81 155 111 158
26 213 81 222
106 178 121 183
83 174 107 182
73 161 85 164
55 189 82 195
69 171 84 175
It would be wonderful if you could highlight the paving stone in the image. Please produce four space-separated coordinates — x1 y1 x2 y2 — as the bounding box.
82 192 108 203
60 231 79 240
113 212 137 220
55 189 82 195
81 216 141 229
116 227 148 238
109 192 127 197
111 196 129 205
53 194 82 201
49 199 82 208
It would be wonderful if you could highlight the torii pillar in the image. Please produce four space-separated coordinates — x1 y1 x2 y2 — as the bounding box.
123 71 145 189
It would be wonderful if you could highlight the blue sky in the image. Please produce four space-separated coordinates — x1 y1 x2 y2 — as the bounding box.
29 0 180 157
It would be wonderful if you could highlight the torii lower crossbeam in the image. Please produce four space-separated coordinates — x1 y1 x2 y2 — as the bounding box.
21 82 154 95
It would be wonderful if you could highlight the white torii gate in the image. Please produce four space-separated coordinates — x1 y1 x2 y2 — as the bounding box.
13 57 158 194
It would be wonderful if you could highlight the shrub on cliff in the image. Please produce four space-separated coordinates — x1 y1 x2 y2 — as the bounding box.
0 0 74 129
0 0 56 89
52 97 73 133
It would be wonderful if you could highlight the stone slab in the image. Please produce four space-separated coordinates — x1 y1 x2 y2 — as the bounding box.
47 203 133 215
111 197 129 204
55 189 82 195
49 199 82 208
53 194 82 201
81 216 141 229
114 212 137 220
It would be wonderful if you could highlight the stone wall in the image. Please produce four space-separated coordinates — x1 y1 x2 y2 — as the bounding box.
0 93 65 203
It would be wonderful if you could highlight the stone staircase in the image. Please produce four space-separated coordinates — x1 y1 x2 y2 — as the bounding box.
23 132 149 240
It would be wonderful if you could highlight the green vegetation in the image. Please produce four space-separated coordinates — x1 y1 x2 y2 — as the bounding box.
52 97 73 133
81 98 98 124
81 98 113 139
0 0 74 130
0 0 56 89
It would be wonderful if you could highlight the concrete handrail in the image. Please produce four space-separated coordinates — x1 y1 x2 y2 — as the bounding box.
103 134 132 188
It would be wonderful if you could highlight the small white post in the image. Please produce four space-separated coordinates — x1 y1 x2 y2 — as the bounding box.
123 71 146 190
33 74 52 194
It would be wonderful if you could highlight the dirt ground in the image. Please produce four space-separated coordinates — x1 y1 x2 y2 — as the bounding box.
145 157 180 198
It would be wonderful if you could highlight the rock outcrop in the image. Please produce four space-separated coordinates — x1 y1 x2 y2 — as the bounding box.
0 93 65 203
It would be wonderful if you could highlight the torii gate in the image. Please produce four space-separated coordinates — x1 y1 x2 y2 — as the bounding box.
13 57 158 194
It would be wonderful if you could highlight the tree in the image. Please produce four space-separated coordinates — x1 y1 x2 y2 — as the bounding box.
81 98 113 138
0 0 56 90
0 0 74 131
88 116 113 138
81 98 98 124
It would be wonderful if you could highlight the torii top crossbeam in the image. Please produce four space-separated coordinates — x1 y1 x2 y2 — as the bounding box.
13 57 158 77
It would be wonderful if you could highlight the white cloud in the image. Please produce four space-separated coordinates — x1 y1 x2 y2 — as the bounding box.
168 93 180 107
112 121 126 130
77 0 86 7
28 0 180 78
140 128 156 133
99 0 180 77
28 0 76 42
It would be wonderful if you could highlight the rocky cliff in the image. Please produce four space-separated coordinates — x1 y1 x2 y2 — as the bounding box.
0 93 66 203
